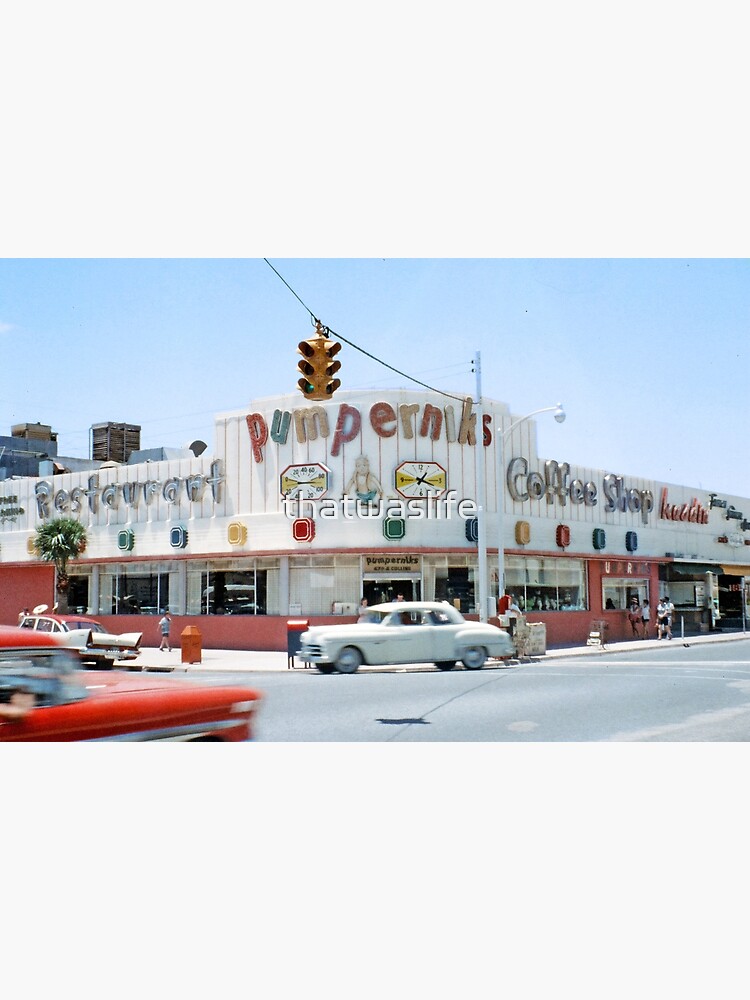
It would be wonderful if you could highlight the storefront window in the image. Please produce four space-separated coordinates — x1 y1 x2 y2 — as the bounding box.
505 555 587 612
65 576 89 614
186 559 278 615
601 578 649 611
434 565 475 614
290 555 360 615
199 569 266 615
105 571 170 614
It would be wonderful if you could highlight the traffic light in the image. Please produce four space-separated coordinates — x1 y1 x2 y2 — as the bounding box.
297 322 342 400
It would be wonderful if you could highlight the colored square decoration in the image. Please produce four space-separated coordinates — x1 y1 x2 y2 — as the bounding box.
515 521 531 545
383 517 406 540
592 528 606 550
292 517 316 542
227 521 248 546
117 529 135 552
625 530 638 552
465 517 479 543
170 525 189 548
556 524 570 549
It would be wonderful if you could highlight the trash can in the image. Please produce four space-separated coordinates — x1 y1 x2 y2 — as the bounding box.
287 619 309 668
180 625 202 664
526 622 547 655
586 619 608 648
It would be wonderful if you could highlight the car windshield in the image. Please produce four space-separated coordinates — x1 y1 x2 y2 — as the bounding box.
0 647 86 707
367 606 465 627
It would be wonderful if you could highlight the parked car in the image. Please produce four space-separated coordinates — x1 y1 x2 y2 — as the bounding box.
0 627 261 741
299 600 515 673
18 608 142 668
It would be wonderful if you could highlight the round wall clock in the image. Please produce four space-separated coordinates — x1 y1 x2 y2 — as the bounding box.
395 461 447 498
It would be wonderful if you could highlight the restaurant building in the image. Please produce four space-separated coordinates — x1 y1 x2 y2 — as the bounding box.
1 387 748 649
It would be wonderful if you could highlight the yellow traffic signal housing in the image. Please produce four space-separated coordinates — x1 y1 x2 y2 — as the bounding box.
297 322 342 400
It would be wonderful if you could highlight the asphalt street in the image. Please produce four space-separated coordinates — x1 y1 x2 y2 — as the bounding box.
137 631 750 741
135 627 748 675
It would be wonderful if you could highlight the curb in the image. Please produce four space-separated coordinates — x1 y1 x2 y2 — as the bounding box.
127 631 749 675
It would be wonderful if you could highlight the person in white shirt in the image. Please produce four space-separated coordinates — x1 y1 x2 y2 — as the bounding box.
656 597 674 639
506 595 522 636
357 598 373 623
663 596 675 639
641 599 651 638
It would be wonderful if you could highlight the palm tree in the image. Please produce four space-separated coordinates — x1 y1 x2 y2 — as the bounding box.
32 518 88 611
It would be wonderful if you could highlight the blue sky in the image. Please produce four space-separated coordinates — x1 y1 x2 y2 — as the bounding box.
1 257 748 496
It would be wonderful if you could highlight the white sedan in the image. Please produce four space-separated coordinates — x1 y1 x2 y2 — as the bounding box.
299 601 514 674
18 610 142 669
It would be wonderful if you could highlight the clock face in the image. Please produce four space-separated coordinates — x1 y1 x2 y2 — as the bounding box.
395 461 447 499
280 463 330 501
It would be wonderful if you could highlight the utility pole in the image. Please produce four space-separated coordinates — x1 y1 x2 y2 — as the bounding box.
474 352 489 622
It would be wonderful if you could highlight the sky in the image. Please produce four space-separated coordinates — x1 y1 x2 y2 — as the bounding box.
1 257 748 498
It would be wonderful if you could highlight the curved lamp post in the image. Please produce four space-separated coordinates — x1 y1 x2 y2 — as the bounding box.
473 351 565 622
496 403 566 605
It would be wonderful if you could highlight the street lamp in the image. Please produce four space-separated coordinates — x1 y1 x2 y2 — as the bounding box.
495 404 566 606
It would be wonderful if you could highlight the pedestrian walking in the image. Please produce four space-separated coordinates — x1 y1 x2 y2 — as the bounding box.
641 599 651 638
627 599 642 637
357 598 372 623
656 597 669 639
158 611 172 651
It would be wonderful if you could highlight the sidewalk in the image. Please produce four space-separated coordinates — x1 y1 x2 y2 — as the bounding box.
133 628 750 675
540 628 748 661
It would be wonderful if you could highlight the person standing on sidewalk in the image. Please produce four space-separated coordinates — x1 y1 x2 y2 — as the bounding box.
627 599 642 637
641 599 651 638
158 611 172 651
656 598 670 639
357 598 372 623
663 595 675 639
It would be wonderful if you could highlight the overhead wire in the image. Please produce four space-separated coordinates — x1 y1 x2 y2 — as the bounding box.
263 258 471 402
5 263 474 453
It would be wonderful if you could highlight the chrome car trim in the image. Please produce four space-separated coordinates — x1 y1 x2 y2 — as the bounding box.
85 718 247 741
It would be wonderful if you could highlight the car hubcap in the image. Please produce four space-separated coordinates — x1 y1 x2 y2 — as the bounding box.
463 646 486 669
337 648 361 673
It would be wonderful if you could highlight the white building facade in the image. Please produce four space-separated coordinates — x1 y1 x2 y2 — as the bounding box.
1 389 748 648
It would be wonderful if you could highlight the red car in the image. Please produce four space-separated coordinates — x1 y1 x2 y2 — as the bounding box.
0 627 261 742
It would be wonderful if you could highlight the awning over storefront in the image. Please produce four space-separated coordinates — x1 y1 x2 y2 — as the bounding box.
720 565 750 577
666 563 723 576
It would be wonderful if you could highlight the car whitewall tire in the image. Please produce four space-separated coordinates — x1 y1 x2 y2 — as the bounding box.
461 646 487 670
335 646 363 674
